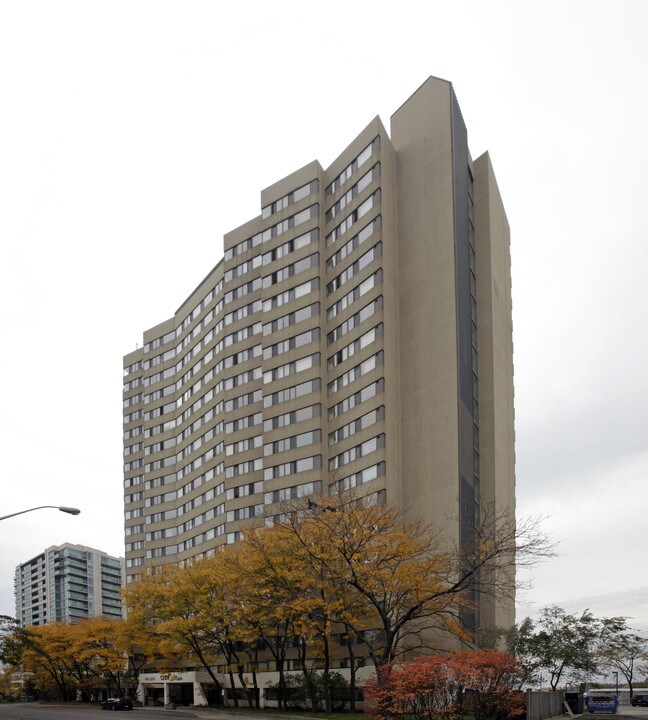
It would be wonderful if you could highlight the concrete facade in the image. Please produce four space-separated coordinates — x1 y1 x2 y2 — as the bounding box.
122 77 515 638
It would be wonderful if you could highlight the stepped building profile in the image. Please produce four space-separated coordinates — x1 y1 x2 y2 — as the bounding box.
122 76 515 647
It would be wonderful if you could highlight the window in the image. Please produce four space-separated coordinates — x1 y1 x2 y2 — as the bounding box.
326 137 379 196
327 272 381 320
327 245 381 295
124 361 142 376
264 430 321 456
261 230 317 265
124 442 142 456
124 409 143 423
263 379 320 408
263 353 319 383
225 458 263 479
263 329 319 359
263 303 319 336
264 455 320 480
328 379 383 420
226 505 264 522
224 254 263 283
224 389 263 413
226 481 263 500
225 413 263 434
327 353 383 395
327 216 381 270
327 298 383 346
326 163 380 221
144 384 175 405
264 481 316 505
123 377 141 392
328 325 381 370
328 407 383 445
225 435 262 456
144 437 176 456
329 435 384 471
262 179 319 218
225 204 319 260
123 393 142 408
262 279 318 313
264 403 321 431
262 253 318 288
326 191 380 247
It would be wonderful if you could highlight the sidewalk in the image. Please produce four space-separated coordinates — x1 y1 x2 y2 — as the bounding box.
187 711 317 720
139 707 318 720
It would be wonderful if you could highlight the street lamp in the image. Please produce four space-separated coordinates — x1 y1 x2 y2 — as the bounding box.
613 671 619 695
0 506 81 522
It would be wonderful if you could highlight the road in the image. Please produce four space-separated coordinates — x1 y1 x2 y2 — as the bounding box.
575 709 648 720
0 706 201 720
3 705 646 720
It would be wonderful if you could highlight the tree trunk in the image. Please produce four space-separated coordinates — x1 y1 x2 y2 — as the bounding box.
243 645 261 709
189 644 223 706
346 636 357 712
252 668 260 709
235 664 254 707
297 637 318 710
322 634 332 713
227 668 239 707
276 658 287 710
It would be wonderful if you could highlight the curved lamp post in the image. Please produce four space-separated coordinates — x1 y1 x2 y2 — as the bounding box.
0 505 81 522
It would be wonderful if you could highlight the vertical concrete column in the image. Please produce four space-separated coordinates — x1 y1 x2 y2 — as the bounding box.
193 681 207 706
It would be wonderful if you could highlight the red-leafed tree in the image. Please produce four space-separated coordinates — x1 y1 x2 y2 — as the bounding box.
364 650 524 720
364 655 457 720
452 649 525 720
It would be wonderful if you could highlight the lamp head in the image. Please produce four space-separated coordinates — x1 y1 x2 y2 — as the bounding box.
59 506 81 516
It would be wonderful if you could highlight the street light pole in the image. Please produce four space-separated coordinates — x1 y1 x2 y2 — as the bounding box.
613 671 619 695
0 506 81 522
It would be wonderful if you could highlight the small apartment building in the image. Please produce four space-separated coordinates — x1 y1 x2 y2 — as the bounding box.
14 543 124 626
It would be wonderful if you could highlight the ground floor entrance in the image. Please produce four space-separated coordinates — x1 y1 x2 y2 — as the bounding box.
137 671 211 707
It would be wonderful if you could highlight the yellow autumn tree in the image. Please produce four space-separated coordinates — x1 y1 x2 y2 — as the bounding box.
250 497 463 677
18 623 89 701
260 494 550 680
173 552 258 708
72 617 139 698
124 493 550 700
123 557 251 706
1 616 149 702
227 518 363 712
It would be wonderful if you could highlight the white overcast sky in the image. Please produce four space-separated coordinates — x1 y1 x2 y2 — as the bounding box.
1 1 647 627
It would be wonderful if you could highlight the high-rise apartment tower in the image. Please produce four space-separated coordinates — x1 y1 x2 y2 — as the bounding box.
14 543 124 625
123 76 515 632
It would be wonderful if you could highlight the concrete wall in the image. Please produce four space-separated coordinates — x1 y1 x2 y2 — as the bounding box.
473 152 516 631
526 690 566 720
391 77 460 538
